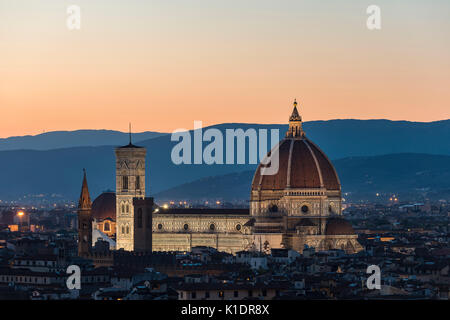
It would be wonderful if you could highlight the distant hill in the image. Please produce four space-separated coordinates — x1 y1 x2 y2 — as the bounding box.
154 153 450 202
0 119 449 201
0 130 166 151
1 119 449 156
154 170 255 202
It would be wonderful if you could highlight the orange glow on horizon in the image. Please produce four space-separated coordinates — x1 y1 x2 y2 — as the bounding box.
1 1 449 138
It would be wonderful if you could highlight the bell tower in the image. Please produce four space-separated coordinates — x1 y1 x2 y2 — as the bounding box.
78 169 92 257
115 126 146 251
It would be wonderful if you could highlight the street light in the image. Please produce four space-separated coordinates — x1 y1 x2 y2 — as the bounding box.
17 211 25 232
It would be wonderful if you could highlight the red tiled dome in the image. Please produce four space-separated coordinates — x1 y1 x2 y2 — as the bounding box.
91 192 116 221
251 137 340 191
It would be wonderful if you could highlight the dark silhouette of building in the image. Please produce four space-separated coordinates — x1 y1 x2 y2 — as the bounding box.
78 169 92 257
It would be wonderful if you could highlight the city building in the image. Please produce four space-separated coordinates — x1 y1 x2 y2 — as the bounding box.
83 100 362 255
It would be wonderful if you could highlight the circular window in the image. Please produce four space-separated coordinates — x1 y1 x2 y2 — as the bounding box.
236 224 241 231
209 224 215 231
301 205 309 213
157 224 163 230
183 224 189 231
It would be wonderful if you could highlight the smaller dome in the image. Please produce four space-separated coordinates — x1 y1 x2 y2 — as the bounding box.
325 217 355 235
92 192 116 221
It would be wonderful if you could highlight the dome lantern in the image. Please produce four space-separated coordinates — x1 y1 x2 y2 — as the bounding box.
287 99 304 138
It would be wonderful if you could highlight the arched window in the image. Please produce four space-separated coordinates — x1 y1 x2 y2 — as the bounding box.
104 222 110 232
209 223 215 231
137 208 143 228
301 205 309 213
136 176 141 190
183 224 189 231
126 226 129 234
126 204 129 213
122 176 128 191
122 204 125 213
121 226 125 234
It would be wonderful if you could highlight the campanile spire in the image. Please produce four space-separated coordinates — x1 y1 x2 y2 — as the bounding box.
78 168 92 209
77 169 92 257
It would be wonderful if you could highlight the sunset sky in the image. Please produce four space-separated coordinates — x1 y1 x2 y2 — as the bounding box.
1 0 449 138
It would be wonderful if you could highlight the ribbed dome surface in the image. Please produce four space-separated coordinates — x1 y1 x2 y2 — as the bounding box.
251 137 340 191
91 192 116 221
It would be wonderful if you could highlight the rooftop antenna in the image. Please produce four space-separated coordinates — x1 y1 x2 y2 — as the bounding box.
129 122 132 145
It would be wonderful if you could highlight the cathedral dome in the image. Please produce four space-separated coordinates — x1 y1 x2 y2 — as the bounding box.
91 192 116 221
325 217 355 235
251 101 340 192
251 138 340 191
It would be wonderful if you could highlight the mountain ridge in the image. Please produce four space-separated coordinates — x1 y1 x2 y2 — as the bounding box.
0 119 449 201
154 153 450 203
2 119 449 153
0 129 166 151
